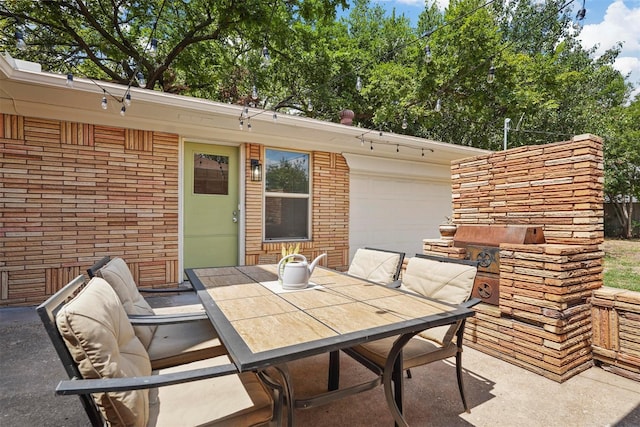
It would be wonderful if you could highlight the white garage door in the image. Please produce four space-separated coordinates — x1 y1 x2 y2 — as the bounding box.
344 153 453 262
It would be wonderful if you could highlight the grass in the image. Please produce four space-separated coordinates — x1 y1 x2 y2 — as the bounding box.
603 238 640 292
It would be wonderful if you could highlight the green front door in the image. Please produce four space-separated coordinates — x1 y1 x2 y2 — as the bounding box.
183 142 239 269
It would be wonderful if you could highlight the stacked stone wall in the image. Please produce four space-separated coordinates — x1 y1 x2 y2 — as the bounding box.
425 134 604 382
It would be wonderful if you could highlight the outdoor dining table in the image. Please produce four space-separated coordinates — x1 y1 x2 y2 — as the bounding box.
185 264 475 427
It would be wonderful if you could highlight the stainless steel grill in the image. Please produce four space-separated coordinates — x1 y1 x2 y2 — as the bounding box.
453 225 545 305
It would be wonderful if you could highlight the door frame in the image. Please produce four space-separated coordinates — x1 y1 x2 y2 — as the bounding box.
178 138 246 277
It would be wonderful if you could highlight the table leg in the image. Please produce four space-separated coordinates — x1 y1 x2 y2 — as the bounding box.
328 350 340 391
383 333 418 427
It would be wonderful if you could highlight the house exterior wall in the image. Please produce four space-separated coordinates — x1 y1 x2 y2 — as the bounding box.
243 144 350 271
0 114 351 307
0 113 180 307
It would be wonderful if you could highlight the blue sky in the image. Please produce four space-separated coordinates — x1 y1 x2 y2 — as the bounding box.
359 0 640 97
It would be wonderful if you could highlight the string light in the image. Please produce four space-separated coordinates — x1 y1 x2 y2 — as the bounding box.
355 134 436 157
66 73 74 88
272 112 278 122
435 98 441 113
487 64 495 84
251 85 258 99
239 119 244 130
101 90 108 109
356 76 362 92
120 105 126 116
15 30 26 51
576 0 586 20
401 115 408 130
136 71 146 87
150 38 158 56
262 45 271 66
424 45 432 63
124 91 132 107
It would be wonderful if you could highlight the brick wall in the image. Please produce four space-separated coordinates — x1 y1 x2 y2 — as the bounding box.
426 134 604 382
1 113 179 307
243 145 350 271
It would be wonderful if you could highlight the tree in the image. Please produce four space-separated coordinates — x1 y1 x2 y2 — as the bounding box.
604 99 640 238
1 0 346 101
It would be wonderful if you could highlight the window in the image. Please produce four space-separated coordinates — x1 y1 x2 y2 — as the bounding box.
193 154 228 195
264 149 310 240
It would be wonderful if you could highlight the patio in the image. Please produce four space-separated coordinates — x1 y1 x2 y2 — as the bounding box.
2 298 639 427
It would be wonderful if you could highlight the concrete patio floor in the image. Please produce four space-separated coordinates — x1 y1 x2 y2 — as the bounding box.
2 302 639 427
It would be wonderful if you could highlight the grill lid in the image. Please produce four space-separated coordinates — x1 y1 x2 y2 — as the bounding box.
453 225 545 247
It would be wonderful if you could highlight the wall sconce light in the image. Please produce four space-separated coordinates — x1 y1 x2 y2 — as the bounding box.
251 159 262 182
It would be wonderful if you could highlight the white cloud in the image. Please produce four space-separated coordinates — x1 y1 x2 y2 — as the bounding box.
615 56 640 78
578 0 640 94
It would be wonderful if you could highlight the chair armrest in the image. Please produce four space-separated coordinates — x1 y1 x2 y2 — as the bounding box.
461 297 481 309
386 279 402 289
128 312 208 325
56 363 239 395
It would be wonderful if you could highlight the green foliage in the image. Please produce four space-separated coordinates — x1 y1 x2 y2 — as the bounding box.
0 0 635 156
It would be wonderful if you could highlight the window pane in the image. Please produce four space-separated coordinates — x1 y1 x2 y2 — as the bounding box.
265 197 309 239
265 149 309 194
194 154 228 195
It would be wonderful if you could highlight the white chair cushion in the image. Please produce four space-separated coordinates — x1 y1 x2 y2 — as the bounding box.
98 257 157 348
401 257 476 305
150 356 274 427
347 248 402 284
56 277 151 427
146 320 227 370
400 257 477 344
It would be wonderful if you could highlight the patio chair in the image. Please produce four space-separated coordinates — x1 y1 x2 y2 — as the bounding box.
347 247 405 285
37 275 281 427
87 255 203 315
87 257 226 369
343 254 480 413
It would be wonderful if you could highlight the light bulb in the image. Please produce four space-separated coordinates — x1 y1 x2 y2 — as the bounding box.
424 45 432 63
272 112 278 122
487 65 495 84
66 73 74 87
124 92 132 107
251 85 258 99
435 98 441 112
307 99 313 112
396 145 399 153
101 94 108 110
136 71 146 87
150 38 158 55
262 46 271 65
247 120 252 132
15 30 27 51
356 76 362 92
120 105 126 116
239 120 244 130
401 116 408 130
